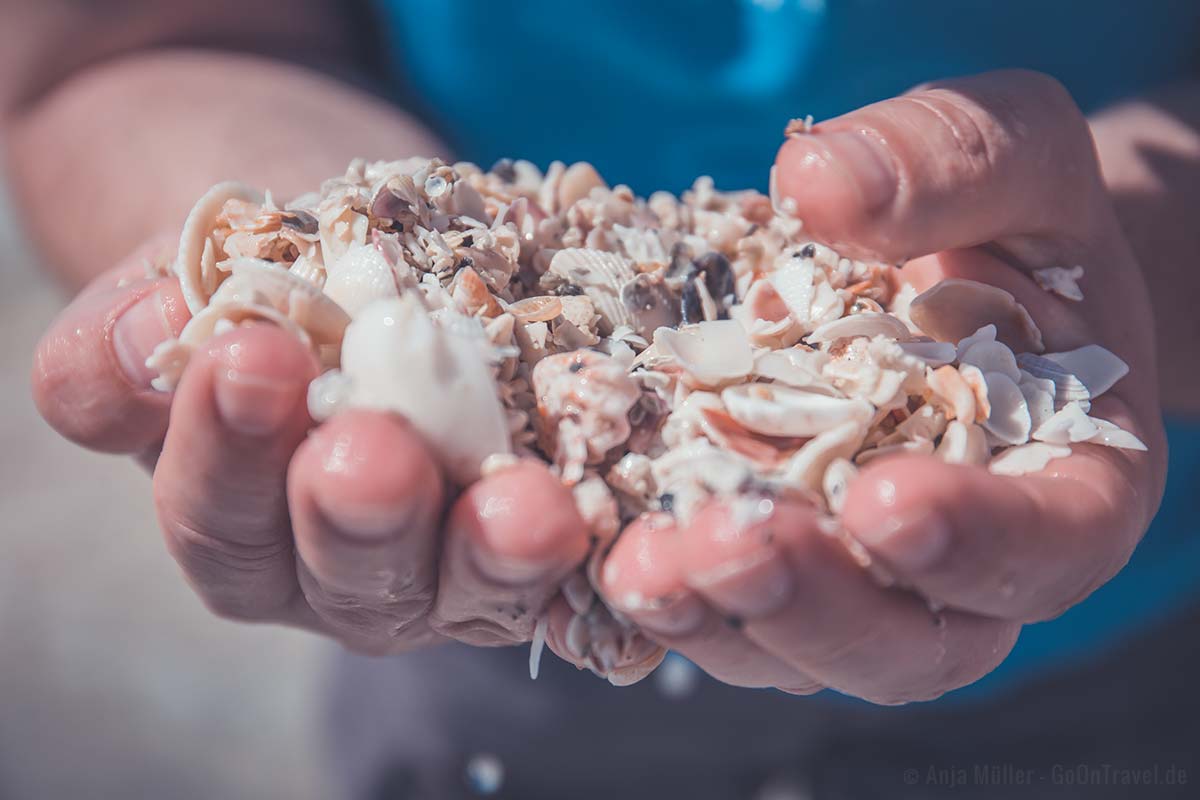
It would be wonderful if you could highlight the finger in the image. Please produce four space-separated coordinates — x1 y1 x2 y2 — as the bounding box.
288 410 446 651
841 438 1155 623
154 324 317 623
33 268 189 453
430 463 590 646
775 69 1103 262
600 513 821 692
682 501 1019 703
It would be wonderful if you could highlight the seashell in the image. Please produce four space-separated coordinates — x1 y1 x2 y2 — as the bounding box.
897 340 957 366
654 320 754 388
323 242 408 318
1018 370 1058 430
508 295 563 324
721 384 873 437
926 365 976 423
768 254 815 325
960 339 1020 383
699 407 805 467
822 457 858 514
175 181 264 313
1032 402 1146 451
1088 418 1147 451
1014 353 1092 411
959 365 991 423
751 348 836 393
1033 265 1085 302
988 442 1072 476
856 438 935 465
452 266 504 317
779 419 867 491
547 248 636 335
213 258 349 345
1028 345 1129 399
808 312 912 344
955 324 997 360
935 420 990 465
334 295 511 484
981 371 1030 445
909 279 1043 354
558 162 608 209
620 273 682 336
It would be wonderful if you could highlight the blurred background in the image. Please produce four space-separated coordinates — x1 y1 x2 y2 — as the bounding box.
0 177 337 799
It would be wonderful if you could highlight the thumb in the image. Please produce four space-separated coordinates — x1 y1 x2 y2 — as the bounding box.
775 69 1104 263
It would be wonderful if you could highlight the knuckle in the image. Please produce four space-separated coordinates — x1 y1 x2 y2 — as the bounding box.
161 514 291 583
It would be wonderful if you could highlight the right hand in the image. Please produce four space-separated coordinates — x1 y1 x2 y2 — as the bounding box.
32 238 591 653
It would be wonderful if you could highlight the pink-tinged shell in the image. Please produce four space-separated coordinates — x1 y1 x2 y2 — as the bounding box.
558 162 608 209
988 442 1071 476
935 420 990 465
508 295 563 323
958 365 991 423
336 295 511 484
909 279 1044 354
654 321 754 388
721 384 873 437
175 181 263 313
980 371 1031 445
926 365 977 423
808 312 912 344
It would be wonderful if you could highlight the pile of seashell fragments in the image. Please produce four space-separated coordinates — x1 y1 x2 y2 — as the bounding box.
147 154 1144 683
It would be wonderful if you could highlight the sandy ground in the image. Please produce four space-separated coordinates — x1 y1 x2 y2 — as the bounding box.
0 179 337 800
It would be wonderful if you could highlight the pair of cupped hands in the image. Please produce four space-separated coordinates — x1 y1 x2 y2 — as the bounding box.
34 71 1165 703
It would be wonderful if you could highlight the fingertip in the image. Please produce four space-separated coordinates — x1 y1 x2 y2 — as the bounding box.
291 409 444 543
451 462 589 582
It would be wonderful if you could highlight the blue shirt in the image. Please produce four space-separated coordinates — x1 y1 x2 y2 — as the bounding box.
372 0 1200 695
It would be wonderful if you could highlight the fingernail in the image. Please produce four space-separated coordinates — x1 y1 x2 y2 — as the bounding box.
314 494 415 543
688 546 794 617
821 131 897 211
855 510 952 572
113 290 170 387
213 366 303 436
625 592 707 637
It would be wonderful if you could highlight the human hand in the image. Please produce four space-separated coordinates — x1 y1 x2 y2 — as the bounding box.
32 239 591 653
587 70 1168 703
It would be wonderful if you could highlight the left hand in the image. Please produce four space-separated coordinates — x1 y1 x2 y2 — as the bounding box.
571 70 1167 703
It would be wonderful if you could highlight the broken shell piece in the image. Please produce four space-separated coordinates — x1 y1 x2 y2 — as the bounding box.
175 181 264 313
547 248 636 334
822 457 858 514
1015 353 1092 410
1030 345 1129 398
768 254 815 325
780 419 867 491
909 279 1044 354
960 339 1020 383
334 295 510 484
808 312 912 344
981 371 1032 445
1033 265 1085 301
654 320 753 388
897 340 957 367
988 442 1072 476
508 295 563 324
936 420 990 465
323 242 408 318
721 384 873 437
1032 402 1147 451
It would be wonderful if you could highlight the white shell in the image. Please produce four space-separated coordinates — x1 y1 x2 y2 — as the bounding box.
988 442 1072 476
897 340 957 366
175 181 263 313
1015 352 1092 409
548 248 636 334
334 295 510 484
780 419 867 490
981 371 1031 445
721 384 873 437
324 242 409 318
1031 401 1098 444
960 340 1020 383
935 420 990 465
654 321 754 388
808 312 912 344
1033 345 1129 398
768 254 815 325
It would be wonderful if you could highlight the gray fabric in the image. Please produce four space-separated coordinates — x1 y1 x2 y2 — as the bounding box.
327 604 1200 799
